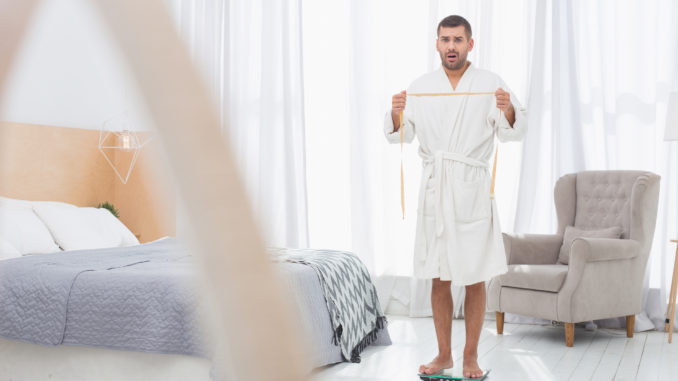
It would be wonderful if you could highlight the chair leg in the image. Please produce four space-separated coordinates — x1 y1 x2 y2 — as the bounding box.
496 312 504 335
565 323 574 347
626 315 635 338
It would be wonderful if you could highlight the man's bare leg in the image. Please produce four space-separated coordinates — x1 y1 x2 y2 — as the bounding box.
419 278 454 375
463 281 486 378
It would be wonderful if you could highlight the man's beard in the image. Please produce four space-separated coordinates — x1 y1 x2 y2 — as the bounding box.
440 50 467 71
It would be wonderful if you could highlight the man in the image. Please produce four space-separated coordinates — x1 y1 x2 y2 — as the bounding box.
383 15 527 378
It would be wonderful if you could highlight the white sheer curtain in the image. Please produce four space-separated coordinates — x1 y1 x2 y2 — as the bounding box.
303 0 432 315
513 0 678 330
304 0 678 327
166 0 309 248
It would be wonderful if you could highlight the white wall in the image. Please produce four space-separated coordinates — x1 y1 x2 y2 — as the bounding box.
0 0 152 131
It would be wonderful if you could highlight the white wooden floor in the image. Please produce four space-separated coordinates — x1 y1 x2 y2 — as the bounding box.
311 316 678 381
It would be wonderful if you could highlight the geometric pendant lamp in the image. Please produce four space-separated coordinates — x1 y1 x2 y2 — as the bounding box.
98 114 150 184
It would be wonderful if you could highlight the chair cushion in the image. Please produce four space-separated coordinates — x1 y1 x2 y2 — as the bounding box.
499 264 569 292
558 225 622 264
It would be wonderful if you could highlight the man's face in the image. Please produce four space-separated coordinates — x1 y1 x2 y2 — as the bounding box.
436 26 474 71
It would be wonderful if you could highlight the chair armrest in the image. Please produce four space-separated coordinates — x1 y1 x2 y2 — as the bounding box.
557 238 642 322
502 233 563 265
569 238 640 263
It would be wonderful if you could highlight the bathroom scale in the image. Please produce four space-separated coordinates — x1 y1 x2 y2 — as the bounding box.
418 368 490 381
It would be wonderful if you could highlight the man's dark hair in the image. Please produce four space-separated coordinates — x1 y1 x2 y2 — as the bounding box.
437 15 472 38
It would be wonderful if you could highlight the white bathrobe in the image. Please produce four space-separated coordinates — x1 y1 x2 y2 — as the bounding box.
384 63 527 285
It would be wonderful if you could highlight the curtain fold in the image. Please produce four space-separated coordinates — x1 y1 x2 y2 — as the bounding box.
167 0 309 248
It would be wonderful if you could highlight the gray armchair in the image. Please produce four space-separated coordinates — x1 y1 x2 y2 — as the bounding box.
488 171 660 346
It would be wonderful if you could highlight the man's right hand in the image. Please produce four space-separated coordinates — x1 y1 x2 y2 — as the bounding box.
391 90 407 131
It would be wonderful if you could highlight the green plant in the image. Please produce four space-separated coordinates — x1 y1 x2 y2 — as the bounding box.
97 201 120 218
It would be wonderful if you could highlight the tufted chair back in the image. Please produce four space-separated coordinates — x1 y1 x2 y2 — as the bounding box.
553 171 660 255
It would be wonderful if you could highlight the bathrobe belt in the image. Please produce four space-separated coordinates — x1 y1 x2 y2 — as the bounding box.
420 151 489 238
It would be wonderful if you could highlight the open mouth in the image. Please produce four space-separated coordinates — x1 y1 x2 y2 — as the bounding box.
447 52 458 62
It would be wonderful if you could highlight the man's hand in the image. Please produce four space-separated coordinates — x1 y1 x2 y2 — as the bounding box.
495 88 512 111
495 87 516 126
391 90 407 131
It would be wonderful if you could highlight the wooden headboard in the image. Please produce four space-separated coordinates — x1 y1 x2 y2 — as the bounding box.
0 121 175 242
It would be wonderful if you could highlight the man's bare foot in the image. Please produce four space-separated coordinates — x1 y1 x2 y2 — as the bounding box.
463 356 484 378
418 355 453 375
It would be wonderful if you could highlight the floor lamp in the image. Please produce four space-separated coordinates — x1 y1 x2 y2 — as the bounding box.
665 92 678 343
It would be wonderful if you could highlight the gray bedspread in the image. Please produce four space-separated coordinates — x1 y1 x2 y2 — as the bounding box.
0 238 204 355
0 238 389 367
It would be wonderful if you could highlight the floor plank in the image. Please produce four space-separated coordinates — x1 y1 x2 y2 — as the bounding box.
590 334 630 380
567 328 612 380
636 330 663 381
614 332 647 381
657 334 678 381
551 328 596 380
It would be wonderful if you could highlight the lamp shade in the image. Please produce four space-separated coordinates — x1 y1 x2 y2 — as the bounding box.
666 92 678 141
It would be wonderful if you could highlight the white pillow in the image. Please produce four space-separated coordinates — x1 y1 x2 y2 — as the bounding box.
0 235 22 260
33 205 139 251
0 206 61 254
558 225 623 264
0 196 78 211
96 208 140 247
0 196 33 209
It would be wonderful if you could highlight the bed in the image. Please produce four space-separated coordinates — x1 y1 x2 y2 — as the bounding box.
0 197 390 380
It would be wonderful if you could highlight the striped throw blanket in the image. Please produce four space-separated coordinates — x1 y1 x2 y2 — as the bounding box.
268 248 387 362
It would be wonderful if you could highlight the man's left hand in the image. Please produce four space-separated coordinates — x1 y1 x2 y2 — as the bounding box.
495 88 516 126
495 88 512 112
